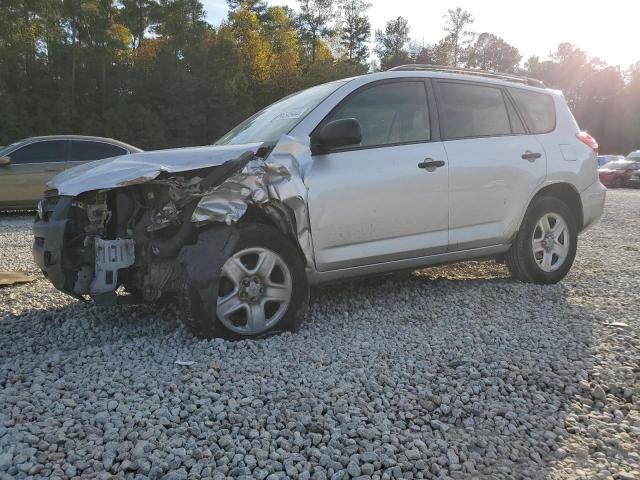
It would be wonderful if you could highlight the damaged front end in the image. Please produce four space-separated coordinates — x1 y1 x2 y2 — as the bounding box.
32 137 314 306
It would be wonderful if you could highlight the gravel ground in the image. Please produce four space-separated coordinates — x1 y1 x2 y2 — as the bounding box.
1 190 639 480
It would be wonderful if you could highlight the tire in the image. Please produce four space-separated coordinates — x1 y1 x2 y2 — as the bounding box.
505 196 578 284
181 223 309 340
612 177 623 188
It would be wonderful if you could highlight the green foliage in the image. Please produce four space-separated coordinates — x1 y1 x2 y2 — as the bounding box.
296 0 335 64
442 7 474 67
524 43 639 154
337 0 370 64
466 33 521 73
374 16 410 70
0 1 638 155
0 0 363 149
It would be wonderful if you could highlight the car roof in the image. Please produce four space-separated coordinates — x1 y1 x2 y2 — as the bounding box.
346 69 554 96
5 135 142 152
346 70 564 98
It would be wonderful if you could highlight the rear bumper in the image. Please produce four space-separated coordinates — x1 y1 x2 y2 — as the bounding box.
580 181 606 232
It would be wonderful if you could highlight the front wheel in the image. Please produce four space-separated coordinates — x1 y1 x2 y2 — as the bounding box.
181 223 309 339
505 196 578 284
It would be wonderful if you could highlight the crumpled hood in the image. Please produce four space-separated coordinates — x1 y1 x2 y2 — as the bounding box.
48 143 263 196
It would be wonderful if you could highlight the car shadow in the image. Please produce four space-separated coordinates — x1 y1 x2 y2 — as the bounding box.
309 261 597 478
0 261 599 478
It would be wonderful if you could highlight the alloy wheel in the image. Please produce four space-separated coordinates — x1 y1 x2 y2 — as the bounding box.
216 247 292 335
531 212 570 273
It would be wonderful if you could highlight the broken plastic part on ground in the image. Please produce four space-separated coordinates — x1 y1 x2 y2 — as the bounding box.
0 271 37 287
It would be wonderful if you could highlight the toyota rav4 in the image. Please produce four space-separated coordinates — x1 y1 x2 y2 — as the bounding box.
33 66 606 339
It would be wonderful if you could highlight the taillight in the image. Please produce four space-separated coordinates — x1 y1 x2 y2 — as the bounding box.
576 131 598 155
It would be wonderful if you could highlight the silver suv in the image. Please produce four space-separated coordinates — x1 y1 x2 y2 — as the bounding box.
33 66 606 339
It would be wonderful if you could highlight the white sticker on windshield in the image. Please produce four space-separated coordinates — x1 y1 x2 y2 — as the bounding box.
272 109 305 121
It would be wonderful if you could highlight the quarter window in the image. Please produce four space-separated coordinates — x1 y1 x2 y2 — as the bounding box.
325 81 430 148
8 140 66 164
508 88 556 134
71 141 127 161
437 82 512 139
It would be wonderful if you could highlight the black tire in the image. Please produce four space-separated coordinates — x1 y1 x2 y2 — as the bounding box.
181 223 309 340
505 196 578 284
612 177 623 188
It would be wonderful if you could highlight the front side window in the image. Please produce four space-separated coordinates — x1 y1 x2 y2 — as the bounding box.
324 81 430 148
437 82 512 139
71 141 126 161
509 87 556 134
8 140 66 164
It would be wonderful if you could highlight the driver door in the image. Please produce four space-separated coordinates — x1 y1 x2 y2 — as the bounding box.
307 79 449 271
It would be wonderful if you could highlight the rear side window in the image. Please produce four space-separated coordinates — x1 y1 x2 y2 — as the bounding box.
437 82 511 139
325 81 430 148
508 88 556 134
9 140 66 164
71 141 126 161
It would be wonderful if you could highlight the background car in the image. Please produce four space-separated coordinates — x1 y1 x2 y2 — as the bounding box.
0 135 141 210
628 169 640 187
597 154 625 167
598 159 640 187
627 150 640 161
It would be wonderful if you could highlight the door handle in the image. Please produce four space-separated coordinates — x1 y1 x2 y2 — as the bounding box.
418 159 445 170
522 151 542 161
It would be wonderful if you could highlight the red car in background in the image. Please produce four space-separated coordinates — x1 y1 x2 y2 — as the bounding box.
598 159 640 188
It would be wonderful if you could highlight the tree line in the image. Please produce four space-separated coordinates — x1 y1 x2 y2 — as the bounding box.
1 1 638 154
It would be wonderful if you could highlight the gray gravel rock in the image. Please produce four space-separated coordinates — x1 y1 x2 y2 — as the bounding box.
1 190 639 479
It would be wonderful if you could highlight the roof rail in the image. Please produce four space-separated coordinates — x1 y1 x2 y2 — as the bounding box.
388 64 546 88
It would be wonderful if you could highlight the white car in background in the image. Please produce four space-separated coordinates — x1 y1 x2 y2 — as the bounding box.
597 154 625 167
34 66 606 339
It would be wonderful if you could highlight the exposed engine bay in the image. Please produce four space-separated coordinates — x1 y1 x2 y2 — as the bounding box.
33 136 314 306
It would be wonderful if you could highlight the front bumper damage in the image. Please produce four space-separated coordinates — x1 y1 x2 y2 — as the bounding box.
32 136 314 305
33 196 75 296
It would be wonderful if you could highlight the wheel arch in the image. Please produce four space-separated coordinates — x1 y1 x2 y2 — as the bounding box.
238 203 309 265
522 182 584 233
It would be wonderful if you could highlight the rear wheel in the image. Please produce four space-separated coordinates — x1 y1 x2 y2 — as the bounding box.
505 196 578 284
182 223 309 339
612 177 623 188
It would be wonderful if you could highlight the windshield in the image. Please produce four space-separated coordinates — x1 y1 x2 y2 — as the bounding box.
601 160 631 170
215 80 347 145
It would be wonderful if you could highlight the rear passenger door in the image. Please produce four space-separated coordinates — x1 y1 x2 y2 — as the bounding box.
67 140 127 169
434 80 547 251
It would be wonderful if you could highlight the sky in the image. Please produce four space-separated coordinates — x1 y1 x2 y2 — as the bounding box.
202 0 639 69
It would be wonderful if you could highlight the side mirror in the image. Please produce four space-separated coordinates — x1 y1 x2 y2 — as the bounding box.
311 118 362 154
0 156 10 167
